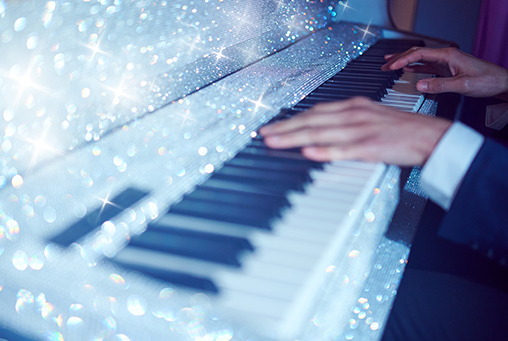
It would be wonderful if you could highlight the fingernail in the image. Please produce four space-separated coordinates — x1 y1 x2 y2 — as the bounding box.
384 54 393 59
418 81 428 91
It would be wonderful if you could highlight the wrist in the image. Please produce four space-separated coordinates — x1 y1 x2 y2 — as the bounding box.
494 67 508 102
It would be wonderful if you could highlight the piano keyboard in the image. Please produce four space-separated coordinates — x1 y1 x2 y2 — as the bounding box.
0 26 435 340
60 39 428 337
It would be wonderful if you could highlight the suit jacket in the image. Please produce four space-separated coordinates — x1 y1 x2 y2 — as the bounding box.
438 138 508 264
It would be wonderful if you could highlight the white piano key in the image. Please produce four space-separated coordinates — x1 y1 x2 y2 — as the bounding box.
310 171 371 185
286 195 353 215
247 248 320 272
278 213 344 233
216 273 301 301
301 186 361 201
250 233 326 257
156 213 257 238
330 160 380 170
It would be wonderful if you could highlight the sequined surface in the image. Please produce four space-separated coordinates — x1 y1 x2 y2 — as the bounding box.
0 0 411 340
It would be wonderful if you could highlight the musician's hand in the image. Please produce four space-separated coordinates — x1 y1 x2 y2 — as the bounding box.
382 47 508 101
259 97 452 166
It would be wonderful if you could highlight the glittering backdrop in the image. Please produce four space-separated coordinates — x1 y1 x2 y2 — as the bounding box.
0 0 336 176
0 0 396 340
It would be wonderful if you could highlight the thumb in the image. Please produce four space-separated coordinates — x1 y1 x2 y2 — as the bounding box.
416 76 466 94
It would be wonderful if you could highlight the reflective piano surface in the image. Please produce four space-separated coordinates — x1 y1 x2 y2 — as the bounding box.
0 1 444 340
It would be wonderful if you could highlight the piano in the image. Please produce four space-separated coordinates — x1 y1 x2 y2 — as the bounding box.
0 1 453 340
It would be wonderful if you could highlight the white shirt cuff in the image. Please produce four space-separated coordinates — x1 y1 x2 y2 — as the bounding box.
485 103 508 130
420 122 484 210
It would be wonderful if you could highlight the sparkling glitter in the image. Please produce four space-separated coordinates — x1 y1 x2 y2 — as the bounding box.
14 17 26 31
3 107 14 121
6 218 20 241
127 295 147 316
12 250 28 270
43 206 57 223
41 302 55 319
26 34 38 49
176 167 186 177
370 322 380 330
45 331 64 341
29 255 44 270
204 164 214 173
11 174 23 188
109 273 126 286
82 88 91 98
158 146 167 156
143 202 159 220
69 303 83 312
16 289 34 313
67 316 85 329
103 316 117 331
34 195 47 207
325 265 336 273
348 250 360 258
364 211 375 222
198 146 208 156
0 1 387 337
159 287 175 300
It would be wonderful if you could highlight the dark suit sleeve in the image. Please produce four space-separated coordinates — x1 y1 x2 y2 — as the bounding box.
438 138 508 264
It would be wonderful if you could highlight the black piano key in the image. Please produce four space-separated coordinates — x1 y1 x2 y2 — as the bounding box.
238 146 312 161
111 261 219 293
128 228 253 266
186 187 291 210
307 89 381 101
217 165 311 184
235 152 324 169
247 139 303 153
335 70 397 82
107 39 427 295
324 78 392 89
211 172 305 192
49 187 150 247
315 83 387 95
329 75 393 88
168 197 277 228
201 177 291 197
226 155 316 173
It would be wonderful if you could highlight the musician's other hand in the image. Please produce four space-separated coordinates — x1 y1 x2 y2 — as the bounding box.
382 47 508 101
259 97 452 166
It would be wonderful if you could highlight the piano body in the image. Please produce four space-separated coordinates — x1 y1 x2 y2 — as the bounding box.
0 1 452 340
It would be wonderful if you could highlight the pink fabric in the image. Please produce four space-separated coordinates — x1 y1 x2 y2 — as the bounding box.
473 0 508 69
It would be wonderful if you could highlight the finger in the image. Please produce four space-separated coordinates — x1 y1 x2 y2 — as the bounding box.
384 53 401 61
263 124 370 149
381 47 449 71
302 143 427 165
417 75 467 94
259 97 374 136
302 143 374 162
402 64 441 74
